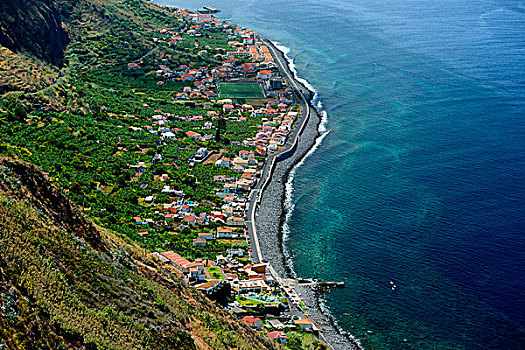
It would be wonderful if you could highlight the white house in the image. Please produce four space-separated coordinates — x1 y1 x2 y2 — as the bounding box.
161 131 176 140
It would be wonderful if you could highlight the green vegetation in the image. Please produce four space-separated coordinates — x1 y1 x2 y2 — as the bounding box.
0 0 327 347
218 82 265 99
285 332 328 350
206 266 225 280
0 0 268 259
0 157 274 349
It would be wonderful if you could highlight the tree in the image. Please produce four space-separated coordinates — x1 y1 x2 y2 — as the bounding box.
215 117 226 142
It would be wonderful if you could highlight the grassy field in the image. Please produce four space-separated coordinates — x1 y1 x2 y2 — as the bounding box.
217 82 265 99
206 266 225 280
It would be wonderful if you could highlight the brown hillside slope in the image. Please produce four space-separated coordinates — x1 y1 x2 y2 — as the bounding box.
0 156 277 350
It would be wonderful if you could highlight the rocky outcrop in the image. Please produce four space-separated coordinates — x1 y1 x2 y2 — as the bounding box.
0 0 69 65
0 157 105 251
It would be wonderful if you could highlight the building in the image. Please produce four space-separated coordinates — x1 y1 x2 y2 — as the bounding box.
198 232 214 240
241 316 262 330
193 147 209 162
193 237 207 247
161 131 176 140
294 318 315 330
195 279 223 295
267 331 287 344
216 227 233 238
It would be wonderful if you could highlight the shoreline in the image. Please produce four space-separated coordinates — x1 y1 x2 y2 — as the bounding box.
258 40 363 350
149 2 362 348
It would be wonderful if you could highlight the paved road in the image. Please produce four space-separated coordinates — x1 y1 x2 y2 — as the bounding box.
245 39 312 264
34 71 65 94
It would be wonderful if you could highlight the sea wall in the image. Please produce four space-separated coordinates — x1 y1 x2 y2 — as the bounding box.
255 43 361 350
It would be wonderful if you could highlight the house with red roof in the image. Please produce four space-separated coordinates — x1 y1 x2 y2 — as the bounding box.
267 331 287 344
223 104 235 113
258 70 273 80
216 227 233 238
226 216 245 227
294 318 314 330
185 131 201 138
193 236 207 247
241 316 262 330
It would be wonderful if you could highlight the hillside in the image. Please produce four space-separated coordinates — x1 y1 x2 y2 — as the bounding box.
0 0 330 348
0 156 275 349
0 0 69 65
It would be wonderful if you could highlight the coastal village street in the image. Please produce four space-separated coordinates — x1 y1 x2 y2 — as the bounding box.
0 0 343 346
124 6 329 347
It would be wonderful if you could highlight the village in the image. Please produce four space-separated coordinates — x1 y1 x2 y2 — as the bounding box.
123 6 321 346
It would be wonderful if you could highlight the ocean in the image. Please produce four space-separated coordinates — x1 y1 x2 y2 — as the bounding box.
157 0 525 348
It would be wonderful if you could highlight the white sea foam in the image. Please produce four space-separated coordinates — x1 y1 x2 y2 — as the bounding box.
272 40 333 276
271 40 362 346
282 127 331 276
272 41 319 101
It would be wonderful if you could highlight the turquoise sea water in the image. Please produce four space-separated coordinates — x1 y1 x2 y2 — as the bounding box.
158 0 525 348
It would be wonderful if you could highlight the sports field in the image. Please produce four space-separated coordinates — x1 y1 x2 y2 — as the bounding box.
217 83 265 99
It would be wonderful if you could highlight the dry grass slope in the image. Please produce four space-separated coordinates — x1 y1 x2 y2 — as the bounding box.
0 156 277 350
0 47 60 93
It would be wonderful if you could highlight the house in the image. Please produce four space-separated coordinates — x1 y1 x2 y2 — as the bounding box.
226 216 245 227
223 103 235 113
198 232 214 240
233 157 249 168
195 279 222 295
160 251 192 273
215 158 232 167
188 265 206 282
186 131 202 138
241 316 262 330
184 215 196 227
161 131 176 140
193 237 207 247
236 279 269 293
193 147 209 162
213 175 227 183
294 318 314 330
267 331 286 344
127 62 140 70
258 69 273 80
224 195 235 203
137 231 149 238
176 92 188 100
216 227 233 238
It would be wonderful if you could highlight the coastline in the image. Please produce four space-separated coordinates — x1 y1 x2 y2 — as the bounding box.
147 2 361 348
257 41 362 350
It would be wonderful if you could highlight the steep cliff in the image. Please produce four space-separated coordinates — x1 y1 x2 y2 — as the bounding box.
0 0 69 66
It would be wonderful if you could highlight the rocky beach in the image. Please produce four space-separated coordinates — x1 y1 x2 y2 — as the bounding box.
255 42 361 350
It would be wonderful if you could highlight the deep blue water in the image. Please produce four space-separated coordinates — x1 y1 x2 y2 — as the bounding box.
158 0 525 348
